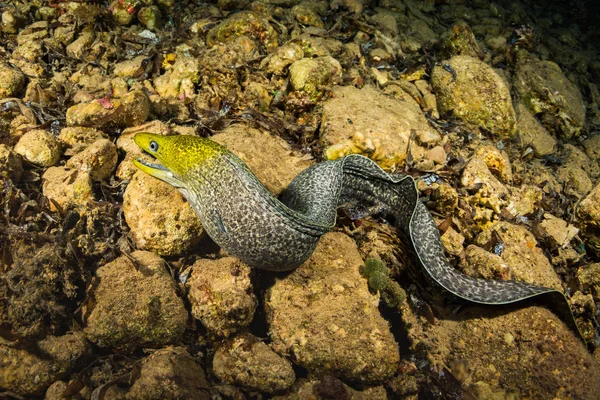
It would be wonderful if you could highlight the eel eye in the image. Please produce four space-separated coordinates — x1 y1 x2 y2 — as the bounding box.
149 141 159 152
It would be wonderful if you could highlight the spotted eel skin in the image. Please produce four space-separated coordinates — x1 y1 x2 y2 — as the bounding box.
133 133 583 342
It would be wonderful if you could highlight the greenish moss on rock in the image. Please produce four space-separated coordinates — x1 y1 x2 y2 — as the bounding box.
513 51 586 139
439 21 484 59
207 11 278 51
288 56 342 102
431 55 517 138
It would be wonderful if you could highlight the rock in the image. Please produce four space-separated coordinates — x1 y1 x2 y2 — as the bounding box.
462 244 512 281
66 139 118 181
414 79 440 118
66 29 95 59
187 257 257 337
0 62 26 99
401 302 600 399
0 144 23 182
1 242 83 338
123 170 203 256
473 145 513 183
288 56 342 102
58 126 109 154
441 227 465 257
536 213 579 250
127 347 211 399
83 251 188 352
511 184 543 217
153 55 200 100
1 10 23 34
460 156 510 214
439 21 484 59
561 143 599 180
0 332 89 396
513 52 586 139
576 263 600 302
583 134 600 162
367 9 399 37
266 232 399 383
66 90 150 128
473 221 563 291
212 125 313 195
14 129 61 167
578 183 600 227
110 0 134 25
207 11 278 52
42 166 94 213
321 85 442 171
213 333 296 394
556 162 593 199
274 377 388 400
291 4 324 28
113 55 151 78
262 41 305 75
431 55 517 138
138 6 162 31
515 102 557 157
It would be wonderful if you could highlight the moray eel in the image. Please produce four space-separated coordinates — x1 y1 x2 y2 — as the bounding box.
133 133 584 342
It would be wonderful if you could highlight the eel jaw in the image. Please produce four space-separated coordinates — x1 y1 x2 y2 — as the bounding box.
133 157 184 188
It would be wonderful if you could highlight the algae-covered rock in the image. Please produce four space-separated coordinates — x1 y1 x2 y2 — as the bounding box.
127 347 211 400
1 242 83 338
187 257 257 337
288 56 342 102
274 376 388 400
207 11 278 51
138 6 162 31
212 333 296 393
321 85 442 171
14 129 61 167
123 170 203 256
265 232 399 383
0 332 89 396
83 251 188 352
513 52 586 139
291 4 324 28
431 55 516 138
0 62 26 99
439 21 484 59
515 102 557 157
66 138 118 181
42 166 94 213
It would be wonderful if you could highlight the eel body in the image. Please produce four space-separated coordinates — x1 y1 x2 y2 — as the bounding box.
133 133 582 340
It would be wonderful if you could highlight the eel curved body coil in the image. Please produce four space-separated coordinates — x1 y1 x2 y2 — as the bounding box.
133 134 583 341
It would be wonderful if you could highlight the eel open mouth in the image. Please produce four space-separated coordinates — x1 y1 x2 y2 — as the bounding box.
134 157 169 172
